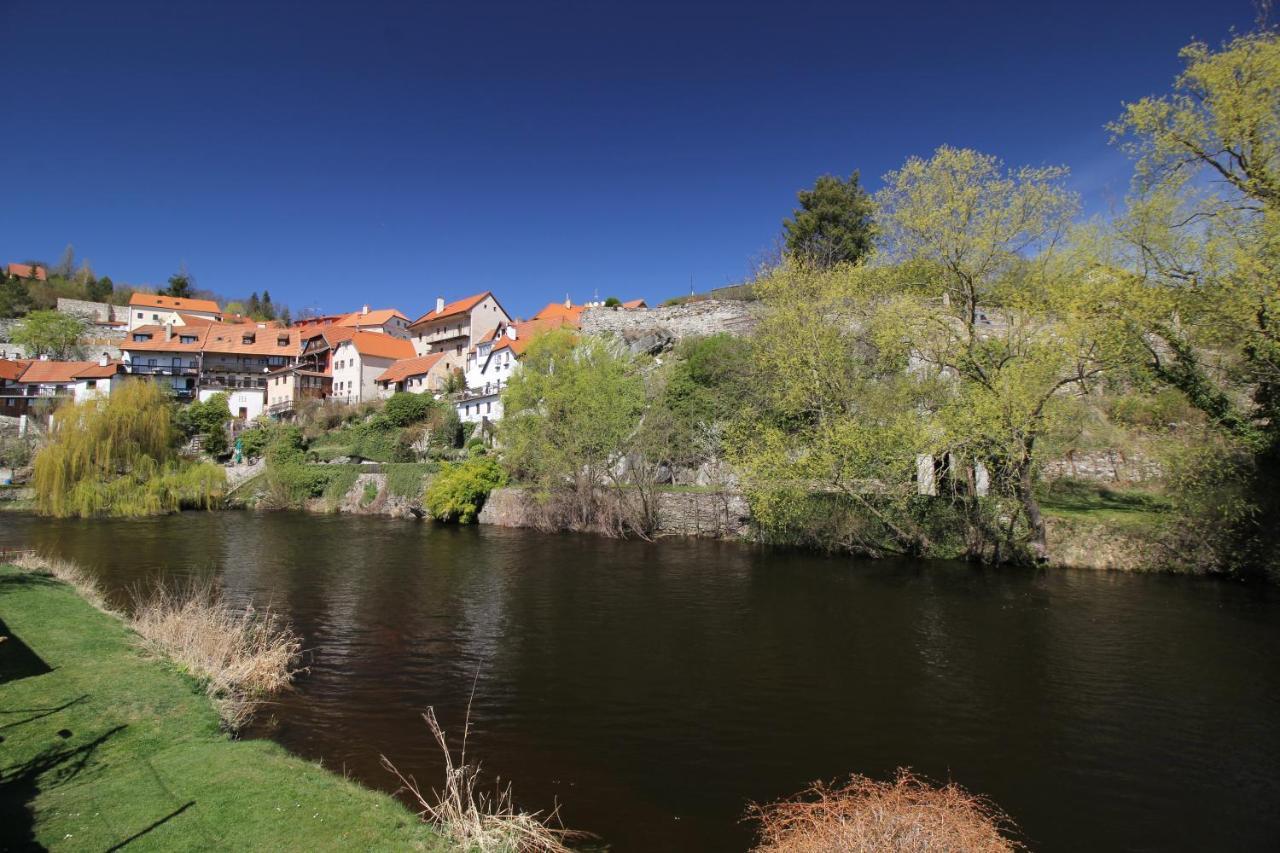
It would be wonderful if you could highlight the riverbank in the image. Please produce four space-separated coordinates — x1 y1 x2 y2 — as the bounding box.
232 466 1187 574
0 562 445 851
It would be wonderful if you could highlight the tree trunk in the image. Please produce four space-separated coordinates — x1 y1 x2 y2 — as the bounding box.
1014 461 1047 563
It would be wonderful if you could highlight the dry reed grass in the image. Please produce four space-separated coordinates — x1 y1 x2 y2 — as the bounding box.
381 704 577 853
130 579 304 731
11 552 116 615
749 769 1022 853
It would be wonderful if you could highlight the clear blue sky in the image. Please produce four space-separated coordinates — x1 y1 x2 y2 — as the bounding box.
0 1 1257 319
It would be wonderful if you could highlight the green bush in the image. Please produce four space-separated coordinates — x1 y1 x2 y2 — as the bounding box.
423 457 507 523
383 392 434 427
384 463 438 498
175 392 231 456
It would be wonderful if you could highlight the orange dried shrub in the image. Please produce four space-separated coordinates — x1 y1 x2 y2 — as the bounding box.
749 769 1022 853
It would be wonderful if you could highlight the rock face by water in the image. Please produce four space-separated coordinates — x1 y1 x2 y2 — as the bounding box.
477 486 751 539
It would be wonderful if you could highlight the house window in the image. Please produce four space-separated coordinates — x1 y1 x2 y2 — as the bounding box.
85 380 97 389
179 335 197 344
136 312 143 319
485 402 491 414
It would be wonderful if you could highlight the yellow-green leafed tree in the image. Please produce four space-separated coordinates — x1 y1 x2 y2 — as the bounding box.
34 380 226 518
1108 30 1280 576
873 146 1130 560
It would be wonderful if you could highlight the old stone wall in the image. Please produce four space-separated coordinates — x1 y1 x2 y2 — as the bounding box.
478 486 751 539
56 298 131 324
580 300 758 346
1041 450 1163 484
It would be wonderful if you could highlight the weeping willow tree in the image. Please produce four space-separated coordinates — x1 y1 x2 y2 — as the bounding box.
34 380 226 518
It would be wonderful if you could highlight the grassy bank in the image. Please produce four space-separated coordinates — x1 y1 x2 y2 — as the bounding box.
0 563 445 851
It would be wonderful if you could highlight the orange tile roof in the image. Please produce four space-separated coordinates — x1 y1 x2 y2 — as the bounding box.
0 358 32 381
532 302 586 327
622 299 647 309
336 308 409 328
7 263 47 281
18 360 121 383
122 325 209 352
175 312 218 327
122 323 299 356
335 331 417 360
203 325 300 356
409 292 493 327
375 353 447 384
129 293 222 314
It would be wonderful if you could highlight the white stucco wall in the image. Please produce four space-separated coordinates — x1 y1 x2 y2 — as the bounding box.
200 387 265 421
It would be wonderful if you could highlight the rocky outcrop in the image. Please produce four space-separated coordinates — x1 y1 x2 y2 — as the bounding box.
580 300 758 351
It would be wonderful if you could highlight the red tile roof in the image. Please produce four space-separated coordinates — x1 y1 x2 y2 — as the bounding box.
335 331 416 360
532 302 586 327
7 263 47 281
336 308 409 328
129 293 222 314
375 353 447 384
409 292 493 327
18 360 120 383
0 358 32 381
622 299 647 309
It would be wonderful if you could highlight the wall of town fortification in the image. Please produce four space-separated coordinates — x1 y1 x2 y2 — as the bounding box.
580 299 759 344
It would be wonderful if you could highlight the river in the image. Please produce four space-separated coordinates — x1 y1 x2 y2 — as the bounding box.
2 511 1277 851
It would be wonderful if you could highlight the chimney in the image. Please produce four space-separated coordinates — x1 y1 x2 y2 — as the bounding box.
436 297 445 314
98 352 109 367
564 294 571 309
362 304 370 315
165 324 173 341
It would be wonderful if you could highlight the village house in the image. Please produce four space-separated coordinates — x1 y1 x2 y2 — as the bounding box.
408 292 511 366
457 316 570 424
330 331 416 404
127 293 223 330
6 263 47 281
334 306 412 337
265 365 330 417
374 352 451 398
11 355 123 404
120 322 301 418
0 358 34 414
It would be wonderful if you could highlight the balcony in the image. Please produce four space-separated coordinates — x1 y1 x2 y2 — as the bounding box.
127 364 198 376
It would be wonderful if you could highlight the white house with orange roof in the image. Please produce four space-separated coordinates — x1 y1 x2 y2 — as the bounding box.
408 292 511 366
335 306 412 338
127 293 223 330
456 316 572 424
374 352 451 398
13 355 123 403
330 331 417 404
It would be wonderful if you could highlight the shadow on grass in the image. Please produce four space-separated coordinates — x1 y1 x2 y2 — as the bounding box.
0 695 89 731
0 619 54 684
1039 479 1170 515
0 724 127 852
105 800 197 851
0 572 61 592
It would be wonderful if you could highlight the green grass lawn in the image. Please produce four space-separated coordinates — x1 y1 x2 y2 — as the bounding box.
0 564 446 852
1038 478 1171 530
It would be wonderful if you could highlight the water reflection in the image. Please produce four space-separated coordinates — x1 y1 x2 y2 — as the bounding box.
1 512 1277 852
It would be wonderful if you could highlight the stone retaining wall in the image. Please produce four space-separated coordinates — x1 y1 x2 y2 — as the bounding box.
478 486 751 539
580 299 758 344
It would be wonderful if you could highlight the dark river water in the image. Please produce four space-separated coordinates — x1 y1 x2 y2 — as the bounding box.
2 511 1278 851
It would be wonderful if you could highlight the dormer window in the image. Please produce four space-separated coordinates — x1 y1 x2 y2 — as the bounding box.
277 335 289 346
132 333 152 342
242 333 255 345
179 335 197 344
